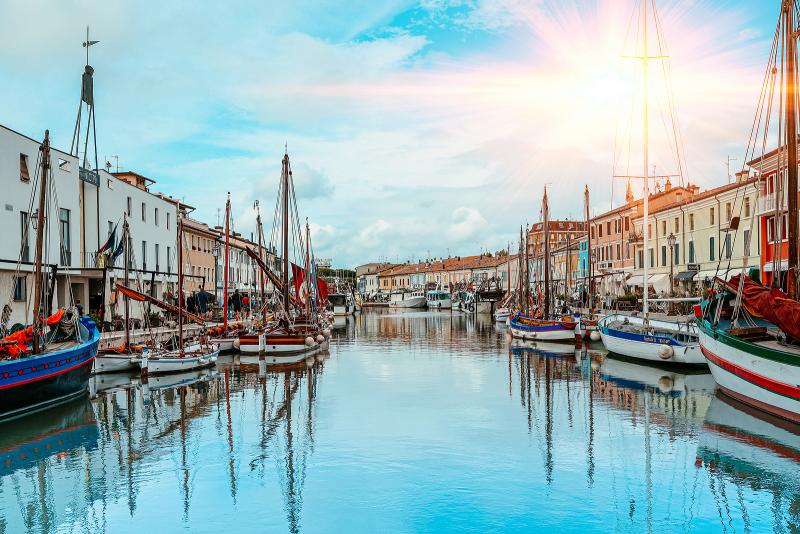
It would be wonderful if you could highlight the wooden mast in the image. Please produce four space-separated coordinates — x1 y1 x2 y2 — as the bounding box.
281 152 290 320
543 186 551 319
785 0 799 298
31 130 50 355
584 185 593 310
255 200 266 321
223 193 230 330
641 0 651 324
305 220 311 317
123 216 130 349
177 204 184 354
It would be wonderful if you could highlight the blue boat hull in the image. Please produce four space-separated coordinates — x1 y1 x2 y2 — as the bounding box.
0 317 100 422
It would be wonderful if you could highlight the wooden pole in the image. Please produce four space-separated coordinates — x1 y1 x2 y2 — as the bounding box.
32 130 50 355
223 193 230 330
785 0 798 298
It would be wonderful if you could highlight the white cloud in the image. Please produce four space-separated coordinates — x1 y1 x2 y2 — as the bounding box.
447 207 487 241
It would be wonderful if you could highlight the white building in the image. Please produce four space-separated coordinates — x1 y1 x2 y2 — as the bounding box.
0 124 178 327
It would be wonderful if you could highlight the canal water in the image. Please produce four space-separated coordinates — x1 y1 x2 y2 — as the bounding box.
1 310 798 533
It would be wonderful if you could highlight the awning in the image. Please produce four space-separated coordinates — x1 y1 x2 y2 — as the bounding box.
625 273 669 291
763 260 787 273
675 270 697 282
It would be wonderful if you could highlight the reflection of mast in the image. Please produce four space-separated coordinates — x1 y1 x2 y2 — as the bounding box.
585 348 595 487
644 392 653 534
180 387 190 520
544 355 553 485
284 372 300 534
225 368 237 503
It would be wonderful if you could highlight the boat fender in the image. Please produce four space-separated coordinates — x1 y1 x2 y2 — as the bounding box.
657 344 674 359
316 334 325 343
233 338 241 350
657 376 674 393
589 331 601 341
305 336 315 347
323 328 331 338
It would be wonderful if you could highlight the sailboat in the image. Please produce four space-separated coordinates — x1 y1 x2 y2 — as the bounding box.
144 208 219 374
597 0 704 365
249 150 326 356
509 187 577 341
0 131 100 421
697 1 800 424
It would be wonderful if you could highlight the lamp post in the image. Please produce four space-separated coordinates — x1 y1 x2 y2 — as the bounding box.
212 240 221 310
667 232 676 313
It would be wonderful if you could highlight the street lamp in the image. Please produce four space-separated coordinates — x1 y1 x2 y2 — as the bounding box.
667 232 676 307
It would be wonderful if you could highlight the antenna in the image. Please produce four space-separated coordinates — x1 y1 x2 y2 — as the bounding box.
726 156 738 183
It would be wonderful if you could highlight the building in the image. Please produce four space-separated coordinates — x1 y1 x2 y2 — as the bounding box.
527 220 586 258
748 146 799 288
1 124 178 327
355 262 394 295
629 175 759 296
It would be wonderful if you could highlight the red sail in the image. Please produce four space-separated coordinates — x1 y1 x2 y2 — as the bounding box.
116 283 205 325
317 278 329 304
723 274 800 341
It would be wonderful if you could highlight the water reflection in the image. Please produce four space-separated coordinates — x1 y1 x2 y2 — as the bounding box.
0 313 798 533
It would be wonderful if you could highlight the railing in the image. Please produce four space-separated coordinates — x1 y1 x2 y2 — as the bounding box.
756 193 777 216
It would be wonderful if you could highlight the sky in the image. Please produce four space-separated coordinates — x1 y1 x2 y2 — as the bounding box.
0 0 782 267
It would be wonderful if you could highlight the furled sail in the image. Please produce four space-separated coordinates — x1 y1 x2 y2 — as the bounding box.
722 274 800 341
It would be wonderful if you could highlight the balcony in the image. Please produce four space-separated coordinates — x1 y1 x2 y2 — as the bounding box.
756 193 778 216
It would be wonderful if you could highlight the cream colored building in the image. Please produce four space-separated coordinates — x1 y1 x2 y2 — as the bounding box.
629 175 760 295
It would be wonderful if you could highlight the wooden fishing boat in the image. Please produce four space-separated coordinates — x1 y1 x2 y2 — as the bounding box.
0 132 100 421
697 2 800 424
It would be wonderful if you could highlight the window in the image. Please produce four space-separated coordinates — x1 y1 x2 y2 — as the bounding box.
648 248 654 268
674 217 679 233
725 233 732 259
710 207 715 225
20 154 30 182
167 212 171 230
127 197 132 216
20 211 29 262
606 222 611 235
726 202 732 222
167 246 172 273
661 245 667 266
744 229 751 256
616 243 621 261
127 236 134 269
155 243 160 271
661 221 666 236
767 216 775 242
59 208 71 265
674 244 680 265
598 224 603 238
626 242 630 259
744 197 751 218
13 276 26 301
141 202 146 222
648 224 652 237
637 250 644 269
709 236 716 262
142 240 147 270
689 213 694 231
624 217 630 232
155 207 159 227
688 241 695 263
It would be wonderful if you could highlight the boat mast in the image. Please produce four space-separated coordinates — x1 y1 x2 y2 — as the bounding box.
177 205 184 354
223 193 230 330
543 186 551 318
31 130 50 355
281 152 290 320
123 216 130 349
521 226 528 314
641 0 651 324
305 219 311 317
785 0 799 298
255 200 266 321
585 185 593 310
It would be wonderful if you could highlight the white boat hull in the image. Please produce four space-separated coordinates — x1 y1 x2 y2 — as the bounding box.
509 324 575 341
426 298 452 309
333 305 356 315
697 325 800 424
598 315 705 366
146 344 219 374
391 296 427 308
210 337 236 351
94 354 138 373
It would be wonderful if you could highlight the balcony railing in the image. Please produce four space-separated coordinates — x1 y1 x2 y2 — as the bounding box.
756 194 778 216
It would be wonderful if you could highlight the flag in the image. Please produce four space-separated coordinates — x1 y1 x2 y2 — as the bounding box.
317 278 329 304
108 240 124 266
98 224 117 254
291 263 306 303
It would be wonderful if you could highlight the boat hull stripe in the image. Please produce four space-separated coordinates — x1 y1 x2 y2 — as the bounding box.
701 346 800 401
